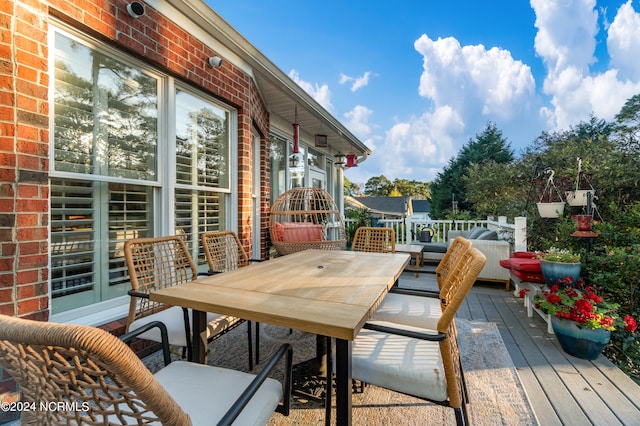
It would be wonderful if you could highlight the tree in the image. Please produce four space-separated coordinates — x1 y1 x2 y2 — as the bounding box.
364 175 392 196
430 122 514 218
615 93 640 152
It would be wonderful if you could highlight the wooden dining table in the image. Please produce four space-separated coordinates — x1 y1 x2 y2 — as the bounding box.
149 248 409 426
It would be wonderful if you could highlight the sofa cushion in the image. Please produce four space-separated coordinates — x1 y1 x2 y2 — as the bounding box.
466 226 489 239
282 222 323 242
272 222 284 241
476 230 499 240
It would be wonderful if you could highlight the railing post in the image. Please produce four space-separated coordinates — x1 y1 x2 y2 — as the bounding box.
514 216 527 252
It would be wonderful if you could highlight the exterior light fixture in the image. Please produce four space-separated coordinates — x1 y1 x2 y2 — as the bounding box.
207 56 223 68
126 1 145 18
345 154 358 168
334 152 345 167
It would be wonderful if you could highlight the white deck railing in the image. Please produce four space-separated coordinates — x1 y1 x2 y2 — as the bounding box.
345 216 528 252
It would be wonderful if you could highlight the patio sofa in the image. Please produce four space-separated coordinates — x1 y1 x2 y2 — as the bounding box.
418 226 512 290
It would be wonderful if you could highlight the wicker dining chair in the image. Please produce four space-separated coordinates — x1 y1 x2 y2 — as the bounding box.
350 247 486 426
124 235 253 369
0 316 292 425
201 230 263 364
372 237 474 330
350 227 396 253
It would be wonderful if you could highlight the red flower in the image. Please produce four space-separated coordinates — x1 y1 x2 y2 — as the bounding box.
519 288 530 298
624 316 637 332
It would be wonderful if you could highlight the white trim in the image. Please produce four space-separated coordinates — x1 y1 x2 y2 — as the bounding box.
50 295 129 326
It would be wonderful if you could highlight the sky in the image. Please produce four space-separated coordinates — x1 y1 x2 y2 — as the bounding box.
208 1 640 185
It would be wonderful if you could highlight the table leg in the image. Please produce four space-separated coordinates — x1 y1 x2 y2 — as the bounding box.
414 253 420 278
335 338 352 426
191 309 206 363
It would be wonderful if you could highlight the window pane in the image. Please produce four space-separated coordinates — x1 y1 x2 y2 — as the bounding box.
175 90 229 189
175 189 227 265
53 32 158 179
50 179 153 313
50 179 96 301
270 135 286 204
289 144 305 189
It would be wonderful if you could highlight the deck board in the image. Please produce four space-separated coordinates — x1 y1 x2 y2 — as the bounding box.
397 272 640 425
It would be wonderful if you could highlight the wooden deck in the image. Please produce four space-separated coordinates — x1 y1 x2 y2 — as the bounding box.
398 270 640 426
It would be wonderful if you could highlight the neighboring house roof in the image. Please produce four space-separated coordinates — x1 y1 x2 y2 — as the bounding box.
346 196 412 217
172 0 370 160
411 199 431 214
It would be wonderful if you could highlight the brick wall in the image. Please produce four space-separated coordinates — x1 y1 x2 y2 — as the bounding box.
0 0 270 322
1 0 271 416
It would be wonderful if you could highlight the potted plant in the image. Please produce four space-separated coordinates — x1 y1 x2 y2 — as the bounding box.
537 247 581 287
534 169 566 218
534 278 637 359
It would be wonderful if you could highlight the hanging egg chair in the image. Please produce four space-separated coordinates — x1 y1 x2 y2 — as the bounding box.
269 187 346 255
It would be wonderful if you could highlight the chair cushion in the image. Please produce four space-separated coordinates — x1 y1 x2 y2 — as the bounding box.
282 222 323 242
499 259 512 270
154 361 282 425
350 324 448 402
419 242 448 253
129 308 236 348
509 258 541 273
373 292 441 330
511 251 538 259
511 269 545 284
466 226 489 239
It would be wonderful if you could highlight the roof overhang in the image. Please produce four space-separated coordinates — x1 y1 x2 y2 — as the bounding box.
160 0 371 159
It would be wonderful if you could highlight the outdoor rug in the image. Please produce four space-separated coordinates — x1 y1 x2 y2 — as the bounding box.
143 319 537 425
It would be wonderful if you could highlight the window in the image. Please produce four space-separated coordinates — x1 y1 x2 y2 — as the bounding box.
50 27 235 317
174 90 231 261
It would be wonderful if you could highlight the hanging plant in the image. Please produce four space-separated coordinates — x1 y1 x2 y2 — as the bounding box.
566 158 595 207
535 169 567 218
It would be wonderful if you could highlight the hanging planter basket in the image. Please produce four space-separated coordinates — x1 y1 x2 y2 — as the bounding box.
565 158 595 207
537 202 565 218
536 168 566 218
566 189 595 207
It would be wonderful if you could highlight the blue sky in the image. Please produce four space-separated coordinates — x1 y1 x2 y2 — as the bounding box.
208 1 640 185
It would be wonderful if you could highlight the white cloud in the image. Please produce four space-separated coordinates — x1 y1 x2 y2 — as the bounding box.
414 35 535 121
288 69 334 112
356 105 465 181
531 0 599 73
343 105 374 139
339 73 352 85
533 0 640 129
339 71 374 92
607 0 640 81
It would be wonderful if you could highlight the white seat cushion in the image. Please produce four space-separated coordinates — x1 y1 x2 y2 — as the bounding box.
129 308 236 348
373 292 442 330
351 322 448 402
154 361 282 425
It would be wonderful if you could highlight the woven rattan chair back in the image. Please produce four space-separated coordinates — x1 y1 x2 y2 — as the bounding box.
435 237 473 291
0 315 190 425
124 236 197 329
437 246 486 410
269 187 346 255
351 227 396 253
201 231 250 273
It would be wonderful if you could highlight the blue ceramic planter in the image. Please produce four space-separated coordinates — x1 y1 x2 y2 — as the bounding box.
551 316 611 360
539 259 581 287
